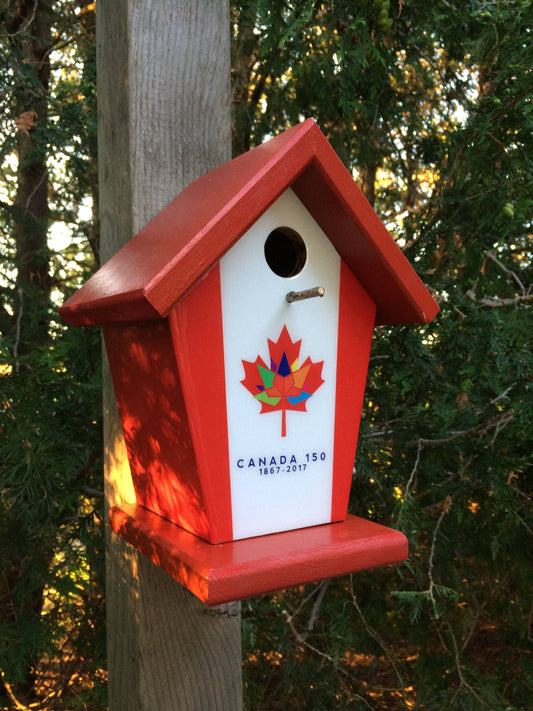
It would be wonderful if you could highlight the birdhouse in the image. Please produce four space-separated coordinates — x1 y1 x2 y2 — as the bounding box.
60 120 438 604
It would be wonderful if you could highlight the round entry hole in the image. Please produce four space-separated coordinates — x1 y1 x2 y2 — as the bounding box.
264 227 307 278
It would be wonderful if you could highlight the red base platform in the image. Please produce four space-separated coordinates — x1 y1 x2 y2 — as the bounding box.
109 504 408 606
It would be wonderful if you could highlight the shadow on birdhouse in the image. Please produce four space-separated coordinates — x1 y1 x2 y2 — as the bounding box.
60 120 438 604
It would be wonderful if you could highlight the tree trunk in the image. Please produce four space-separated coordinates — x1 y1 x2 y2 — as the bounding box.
2 3 53 702
10 0 52 355
359 161 377 208
97 2 242 709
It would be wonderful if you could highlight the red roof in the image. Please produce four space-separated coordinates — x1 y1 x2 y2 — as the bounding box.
60 119 438 327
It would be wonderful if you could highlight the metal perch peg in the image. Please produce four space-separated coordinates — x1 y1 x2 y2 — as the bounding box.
286 286 325 303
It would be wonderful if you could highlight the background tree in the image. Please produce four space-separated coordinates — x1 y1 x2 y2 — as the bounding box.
0 0 531 709
0 2 104 708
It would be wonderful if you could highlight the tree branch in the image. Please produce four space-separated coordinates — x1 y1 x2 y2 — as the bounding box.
483 250 527 294
479 294 532 308
349 578 409 705
408 411 514 448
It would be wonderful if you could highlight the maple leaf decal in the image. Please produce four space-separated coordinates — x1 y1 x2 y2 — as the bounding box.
241 326 324 437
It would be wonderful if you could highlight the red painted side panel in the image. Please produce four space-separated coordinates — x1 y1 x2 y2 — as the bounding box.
169 264 233 543
331 261 376 522
103 321 211 540
110 504 408 605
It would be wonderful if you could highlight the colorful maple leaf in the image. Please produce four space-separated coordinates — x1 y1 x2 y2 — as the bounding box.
241 325 324 437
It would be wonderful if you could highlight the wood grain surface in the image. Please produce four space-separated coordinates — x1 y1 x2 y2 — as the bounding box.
97 2 241 709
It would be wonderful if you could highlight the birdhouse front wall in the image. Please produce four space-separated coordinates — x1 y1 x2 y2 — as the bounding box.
220 188 342 539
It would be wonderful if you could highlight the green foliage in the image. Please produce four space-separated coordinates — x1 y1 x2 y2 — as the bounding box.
0 314 105 706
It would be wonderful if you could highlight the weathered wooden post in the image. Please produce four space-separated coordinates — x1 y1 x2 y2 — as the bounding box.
96 2 242 708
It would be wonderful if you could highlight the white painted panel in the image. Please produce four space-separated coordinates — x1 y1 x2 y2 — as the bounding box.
220 188 341 539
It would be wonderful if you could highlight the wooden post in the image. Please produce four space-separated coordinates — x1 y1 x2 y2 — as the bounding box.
97 2 242 709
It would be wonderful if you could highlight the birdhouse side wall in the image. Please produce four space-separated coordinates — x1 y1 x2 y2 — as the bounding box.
103 320 212 540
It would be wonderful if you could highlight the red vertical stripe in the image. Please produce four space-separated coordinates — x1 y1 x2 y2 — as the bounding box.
331 260 376 522
169 264 233 543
